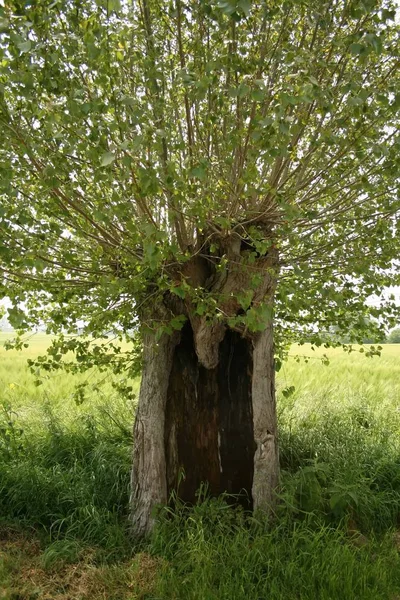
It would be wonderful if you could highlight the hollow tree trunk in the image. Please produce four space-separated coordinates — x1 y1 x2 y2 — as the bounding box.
130 318 279 537
164 323 255 507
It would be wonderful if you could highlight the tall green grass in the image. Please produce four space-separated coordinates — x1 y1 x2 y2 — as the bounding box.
1 334 400 598
0 333 138 560
150 499 400 600
278 344 400 532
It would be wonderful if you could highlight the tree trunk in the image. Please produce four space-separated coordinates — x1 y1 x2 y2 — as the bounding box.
252 319 279 512
130 331 177 537
130 318 279 536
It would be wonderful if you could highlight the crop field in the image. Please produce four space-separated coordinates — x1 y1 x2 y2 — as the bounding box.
1 333 400 599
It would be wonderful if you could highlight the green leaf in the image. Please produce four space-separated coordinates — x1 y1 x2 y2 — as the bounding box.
100 152 115 167
0 17 9 32
7 307 25 328
259 116 273 127
282 385 295 399
237 83 250 98
238 0 252 16
121 96 136 106
17 41 32 53
170 315 187 330
109 0 121 11
251 89 265 101
349 43 364 55
96 0 121 12
171 285 186 299
190 165 207 181
365 33 383 55
308 76 319 86
348 96 364 106
217 1 237 16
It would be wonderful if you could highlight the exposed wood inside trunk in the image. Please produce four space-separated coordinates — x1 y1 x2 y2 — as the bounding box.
130 316 280 536
165 323 255 507
130 246 279 536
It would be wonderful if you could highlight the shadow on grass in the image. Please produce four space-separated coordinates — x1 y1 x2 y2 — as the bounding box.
1 395 400 598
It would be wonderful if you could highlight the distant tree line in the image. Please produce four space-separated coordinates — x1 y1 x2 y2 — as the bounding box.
1 319 400 343
388 328 400 343
312 323 400 345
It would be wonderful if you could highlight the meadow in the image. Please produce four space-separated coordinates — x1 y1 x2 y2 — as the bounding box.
1 333 400 599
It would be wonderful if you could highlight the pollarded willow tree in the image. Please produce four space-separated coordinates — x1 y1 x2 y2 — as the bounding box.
0 0 400 535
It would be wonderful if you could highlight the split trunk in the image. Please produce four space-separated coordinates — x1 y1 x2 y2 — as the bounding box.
130 311 279 537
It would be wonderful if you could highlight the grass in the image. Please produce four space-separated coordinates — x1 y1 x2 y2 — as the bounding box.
1 333 400 598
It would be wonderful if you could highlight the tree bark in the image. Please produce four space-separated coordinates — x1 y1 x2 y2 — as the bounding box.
130 317 279 536
130 331 178 537
252 320 279 513
130 232 279 535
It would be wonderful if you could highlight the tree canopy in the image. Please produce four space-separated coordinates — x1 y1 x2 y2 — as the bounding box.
0 0 399 368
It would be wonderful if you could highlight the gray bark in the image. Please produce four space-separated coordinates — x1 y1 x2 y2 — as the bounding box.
130 331 178 537
251 320 279 514
130 279 279 535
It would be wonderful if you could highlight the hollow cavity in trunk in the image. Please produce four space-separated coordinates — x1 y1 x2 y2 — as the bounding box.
131 318 278 536
165 322 255 507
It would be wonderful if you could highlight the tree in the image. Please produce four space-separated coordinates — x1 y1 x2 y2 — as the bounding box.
388 328 400 343
0 0 399 536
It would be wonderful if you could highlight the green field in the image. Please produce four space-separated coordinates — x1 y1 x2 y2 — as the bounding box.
1 334 400 599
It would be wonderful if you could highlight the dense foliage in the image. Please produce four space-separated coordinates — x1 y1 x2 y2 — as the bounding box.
0 0 399 366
